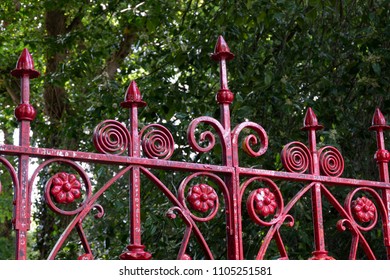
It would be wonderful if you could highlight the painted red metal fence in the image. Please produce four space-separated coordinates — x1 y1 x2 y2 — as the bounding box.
1 36 390 260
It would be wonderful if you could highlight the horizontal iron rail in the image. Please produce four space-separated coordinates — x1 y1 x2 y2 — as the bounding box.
0 144 234 173
1 144 389 190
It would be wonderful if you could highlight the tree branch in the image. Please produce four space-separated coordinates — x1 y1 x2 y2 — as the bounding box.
105 28 138 79
66 7 84 33
5 84 19 105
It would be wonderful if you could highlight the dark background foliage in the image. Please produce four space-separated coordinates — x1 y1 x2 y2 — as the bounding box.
0 0 389 259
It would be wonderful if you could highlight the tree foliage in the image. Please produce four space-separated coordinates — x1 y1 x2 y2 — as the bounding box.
0 0 389 259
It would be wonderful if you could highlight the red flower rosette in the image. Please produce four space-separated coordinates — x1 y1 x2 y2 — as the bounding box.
186 183 218 213
352 196 376 223
50 172 82 204
253 188 277 217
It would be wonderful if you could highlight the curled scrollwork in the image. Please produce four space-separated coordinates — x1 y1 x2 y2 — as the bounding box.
318 146 344 177
166 206 193 260
187 116 225 154
140 124 175 159
0 156 19 193
178 172 228 223
281 141 311 174
47 165 132 260
92 204 105 219
93 120 130 155
231 121 268 158
336 218 355 232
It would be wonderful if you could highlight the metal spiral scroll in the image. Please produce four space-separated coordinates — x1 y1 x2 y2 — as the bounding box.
140 124 175 159
166 206 193 260
232 121 268 158
318 146 344 177
281 141 311 173
187 116 225 154
93 120 130 155
92 204 105 219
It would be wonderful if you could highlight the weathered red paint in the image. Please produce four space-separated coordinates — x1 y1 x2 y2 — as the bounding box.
187 183 218 213
370 108 390 257
48 172 82 204
10 48 39 260
2 37 390 260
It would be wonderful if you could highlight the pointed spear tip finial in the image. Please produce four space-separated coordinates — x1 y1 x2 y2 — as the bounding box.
11 48 40 78
302 107 324 131
370 108 390 131
127 80 140 100
372 108 386 126
120 80 147 108
211 35 234 61
18 48 34 68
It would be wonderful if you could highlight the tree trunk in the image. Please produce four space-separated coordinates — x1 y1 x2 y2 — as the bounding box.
44 9 68 124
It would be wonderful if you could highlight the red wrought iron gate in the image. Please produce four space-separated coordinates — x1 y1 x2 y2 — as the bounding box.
1 36 390 260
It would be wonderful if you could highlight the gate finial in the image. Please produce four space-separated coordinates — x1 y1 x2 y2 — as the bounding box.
212 36 234 104
11 48 40 79
211 35 234 61
121 80 147 108
302 107 323 131
10 48 40 259
370 108 390 131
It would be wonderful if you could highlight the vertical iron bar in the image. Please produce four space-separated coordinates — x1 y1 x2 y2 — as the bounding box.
11 49 39 260
212 36 243 259
15 80 31 260
370 108 390 259
119 81 151 260
303 108 333 259
129 103 141 246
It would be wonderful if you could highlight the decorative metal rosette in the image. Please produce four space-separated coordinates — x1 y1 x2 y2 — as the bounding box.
186 183 218 213
180 254 192 260
49 172 82 204
281 141 311 174
351 196 376 223
93 120 130 155
140 124 175 159
252 188 278 217
178 172 227 223
342 188 381 232
39 159 93 216
78 253 94 260
245 177 290 227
